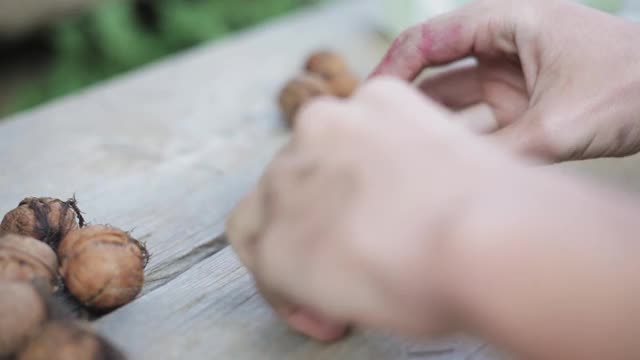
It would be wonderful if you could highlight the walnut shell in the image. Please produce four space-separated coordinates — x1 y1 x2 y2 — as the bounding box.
59 225 147 311
305 51 350 80
0 197 82 249
0 234 59 291
327 72 360 98
17 321 125 360
278 73 332 128
0 282 47 356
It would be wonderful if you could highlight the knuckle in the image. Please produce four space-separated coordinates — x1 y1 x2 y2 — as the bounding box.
297 96 340 120
524 114 567 161
353 76 406 102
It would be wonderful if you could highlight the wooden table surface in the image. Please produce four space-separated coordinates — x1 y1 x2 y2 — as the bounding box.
2 0 640 359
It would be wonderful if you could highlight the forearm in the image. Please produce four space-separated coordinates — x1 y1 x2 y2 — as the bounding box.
445 168 640 359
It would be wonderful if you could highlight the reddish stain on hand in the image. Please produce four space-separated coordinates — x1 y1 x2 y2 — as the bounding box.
370 21 466 80
429 22 464 63
419 23 436 60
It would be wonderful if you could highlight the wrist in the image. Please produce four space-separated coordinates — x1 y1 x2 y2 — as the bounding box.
407 158 535 336
435 165 554 333
438 165 640 357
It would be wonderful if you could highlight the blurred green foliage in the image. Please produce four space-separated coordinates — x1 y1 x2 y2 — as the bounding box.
581 0 624 13
9 0 318 113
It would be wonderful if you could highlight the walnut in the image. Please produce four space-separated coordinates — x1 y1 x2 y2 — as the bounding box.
58 225 147 311
278 73 332 128
0 234 58 291
305 50 360 98
17 321 126 360
0 282 47 356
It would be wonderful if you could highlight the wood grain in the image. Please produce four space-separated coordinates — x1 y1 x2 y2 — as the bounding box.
2 0 640 358
96 247 500 360
0 0 385 283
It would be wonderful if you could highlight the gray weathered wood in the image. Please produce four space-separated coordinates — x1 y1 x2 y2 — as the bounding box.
0 0 385 287
2 0 640 358
2 0 493 357
96 247 498 360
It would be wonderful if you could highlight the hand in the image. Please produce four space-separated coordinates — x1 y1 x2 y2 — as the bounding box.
226 78 524 340
372 0 640 162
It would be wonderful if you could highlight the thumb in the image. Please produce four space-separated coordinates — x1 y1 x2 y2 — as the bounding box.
226 190 264 272
286 307 351 342
255 281 349 342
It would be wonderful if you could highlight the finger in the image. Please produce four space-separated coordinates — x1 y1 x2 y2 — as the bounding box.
227 136 304 268
294 97 350 145
370 7 479 80
355 76 500 139
226 190 264 271
286 307 350 342
256 281 349 342
255 280 296 319
453 103 500 134
418 64 484 110
369 0 532 82
352 77 452 124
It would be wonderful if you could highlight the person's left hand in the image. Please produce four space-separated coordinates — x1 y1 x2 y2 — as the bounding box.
371 0 640 162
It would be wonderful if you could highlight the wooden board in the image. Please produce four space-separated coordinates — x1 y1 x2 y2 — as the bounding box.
0 1 494 358
97 247 501 360
2 0 640 358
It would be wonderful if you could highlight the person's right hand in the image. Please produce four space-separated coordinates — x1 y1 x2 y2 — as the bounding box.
372 0 640 162
225 78 525 342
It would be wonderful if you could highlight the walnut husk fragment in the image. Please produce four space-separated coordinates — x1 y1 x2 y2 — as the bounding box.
0 197 84 249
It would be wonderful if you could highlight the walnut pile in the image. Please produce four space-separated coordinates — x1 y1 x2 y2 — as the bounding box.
0 193 149 359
